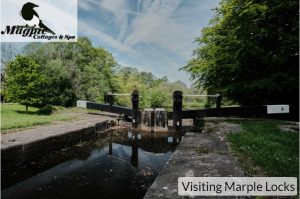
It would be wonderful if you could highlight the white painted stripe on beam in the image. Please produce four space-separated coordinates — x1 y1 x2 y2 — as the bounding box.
266 105 289 114
77 100 88 108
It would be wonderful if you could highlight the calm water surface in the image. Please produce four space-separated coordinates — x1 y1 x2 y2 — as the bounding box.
2 128 185 199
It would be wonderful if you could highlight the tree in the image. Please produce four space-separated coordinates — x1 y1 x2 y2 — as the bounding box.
22 37 117 105
113 67 199 109
183 0 299 118
42 59 75 107
148 88 168 108
4 56 47 113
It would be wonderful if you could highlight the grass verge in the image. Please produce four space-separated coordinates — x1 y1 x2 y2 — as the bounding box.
1 103 97 131
227 119 299 178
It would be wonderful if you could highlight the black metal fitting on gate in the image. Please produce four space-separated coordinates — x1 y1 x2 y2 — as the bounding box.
131 90 140 124
173 90 183 127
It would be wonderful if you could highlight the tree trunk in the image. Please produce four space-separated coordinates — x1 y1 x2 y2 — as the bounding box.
26 104 28 114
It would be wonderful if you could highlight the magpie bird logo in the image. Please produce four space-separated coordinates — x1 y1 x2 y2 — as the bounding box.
20 2 55 34
1 0 77 42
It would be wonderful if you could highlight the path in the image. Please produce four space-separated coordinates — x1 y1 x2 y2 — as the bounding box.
144 119 244 199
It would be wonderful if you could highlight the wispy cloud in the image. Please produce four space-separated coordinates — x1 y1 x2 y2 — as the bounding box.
78 19 157 73
125 0 181 46
78 0 219 85
100 0 129 42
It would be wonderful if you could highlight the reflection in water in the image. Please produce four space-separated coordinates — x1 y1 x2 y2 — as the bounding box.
109 136 113 156
131 132 139 167
141 108 168 131
1 128 186 199
142 108 155 129
154 108 167 129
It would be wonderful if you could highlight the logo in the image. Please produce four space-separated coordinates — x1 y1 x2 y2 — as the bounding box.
20 2 55 34
1 0 77 42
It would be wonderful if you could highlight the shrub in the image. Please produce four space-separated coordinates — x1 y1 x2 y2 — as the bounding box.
37 104 54 115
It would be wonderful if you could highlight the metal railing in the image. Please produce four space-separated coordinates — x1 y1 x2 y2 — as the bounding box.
107 92 131 96
183 94 220 98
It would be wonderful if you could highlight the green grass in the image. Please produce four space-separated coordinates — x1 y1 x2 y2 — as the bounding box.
1 103 95 131
227 119 299 178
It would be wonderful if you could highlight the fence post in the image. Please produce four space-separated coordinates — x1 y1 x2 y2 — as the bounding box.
216 94 222 109
104 93 114 112
131 90 139 124
104 94 114 106
173 90 182 127
104 94 108 104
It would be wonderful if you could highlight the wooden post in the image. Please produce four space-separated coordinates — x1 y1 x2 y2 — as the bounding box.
131 90 139 124
173 90 182 127
105 94 114 112
150 111 155 127
216 94 222 109
104 94 113 105
104 94 108 104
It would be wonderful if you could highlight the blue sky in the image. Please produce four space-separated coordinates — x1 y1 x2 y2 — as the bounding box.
78 0 220 86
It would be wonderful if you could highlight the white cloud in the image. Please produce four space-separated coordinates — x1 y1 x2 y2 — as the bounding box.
121 0 204 63
100 0 129 41
125 0 182 47
78 0 92 11
77 0 219 85
78 19 134 55
78 19 156 73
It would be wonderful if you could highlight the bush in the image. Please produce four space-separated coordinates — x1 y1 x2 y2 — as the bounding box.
37 104 54 115
148 89 168 108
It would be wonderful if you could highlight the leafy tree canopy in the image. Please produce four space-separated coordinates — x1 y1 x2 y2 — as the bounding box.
4 56 47 113
21 37 117 106
182 0 299 115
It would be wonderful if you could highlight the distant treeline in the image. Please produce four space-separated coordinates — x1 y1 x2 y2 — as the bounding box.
2 37 205 110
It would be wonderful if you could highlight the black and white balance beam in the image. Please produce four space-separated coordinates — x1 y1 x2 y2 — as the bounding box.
77 100 132 116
